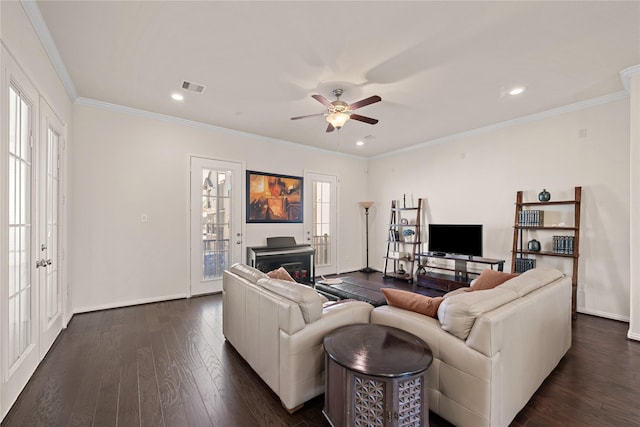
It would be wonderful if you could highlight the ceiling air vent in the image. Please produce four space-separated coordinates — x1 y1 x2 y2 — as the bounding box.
181 80 207 94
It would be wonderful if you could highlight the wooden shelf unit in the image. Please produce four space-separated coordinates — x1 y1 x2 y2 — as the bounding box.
511 186 581 319
383 198 423 283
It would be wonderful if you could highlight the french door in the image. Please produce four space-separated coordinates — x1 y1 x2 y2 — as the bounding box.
190 157 243 295
2 56 65 418
304 172 338 277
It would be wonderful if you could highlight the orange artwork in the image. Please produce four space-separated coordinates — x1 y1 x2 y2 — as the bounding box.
247 171 302 223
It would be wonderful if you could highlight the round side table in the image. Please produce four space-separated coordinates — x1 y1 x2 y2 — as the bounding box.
323 324 433 427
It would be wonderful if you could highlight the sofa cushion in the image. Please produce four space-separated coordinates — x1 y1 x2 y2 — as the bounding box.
471 269 519 290
437 288 518 340
381 288 444 318
499 268 564 297
229 263 268 283
257 278 323 323
267 266 295 282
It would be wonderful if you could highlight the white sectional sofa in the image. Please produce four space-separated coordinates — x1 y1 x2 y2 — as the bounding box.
371 268 572 427
222 263 373 412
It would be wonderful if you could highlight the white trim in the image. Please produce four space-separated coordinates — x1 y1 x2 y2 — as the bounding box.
628 331 640 342
72 293 190 315
371 91 630 159
76 97 365 160
620 64 640 93
577 307 630 323
19 0 77 101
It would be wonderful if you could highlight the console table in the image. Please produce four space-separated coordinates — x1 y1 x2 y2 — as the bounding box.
415 252 505 292
323 324 433 427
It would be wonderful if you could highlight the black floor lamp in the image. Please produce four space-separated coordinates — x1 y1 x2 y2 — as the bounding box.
359 201 377 273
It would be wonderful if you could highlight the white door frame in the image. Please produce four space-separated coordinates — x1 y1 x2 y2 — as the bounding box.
187 156 244 296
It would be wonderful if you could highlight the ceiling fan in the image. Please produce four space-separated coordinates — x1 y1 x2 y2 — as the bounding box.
291 89 382 132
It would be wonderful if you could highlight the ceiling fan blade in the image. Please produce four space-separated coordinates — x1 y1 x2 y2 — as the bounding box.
326 123 335 132
349 95 382 110
290 113 326 120
312 94 334 108
350 114 379 125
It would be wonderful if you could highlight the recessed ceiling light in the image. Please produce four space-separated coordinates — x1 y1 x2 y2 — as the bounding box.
171 93 184 101
356 140 364 146
509 87 525 96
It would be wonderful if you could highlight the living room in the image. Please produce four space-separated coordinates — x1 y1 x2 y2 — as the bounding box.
1 1 639 425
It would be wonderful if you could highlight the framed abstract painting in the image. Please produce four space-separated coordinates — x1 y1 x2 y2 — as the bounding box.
246 170 303 223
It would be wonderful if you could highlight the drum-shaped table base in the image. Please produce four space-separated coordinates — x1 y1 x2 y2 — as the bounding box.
323 324 433 427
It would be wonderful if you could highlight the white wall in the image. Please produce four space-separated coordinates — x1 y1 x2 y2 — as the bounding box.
70 103 368 312
367 98 631 320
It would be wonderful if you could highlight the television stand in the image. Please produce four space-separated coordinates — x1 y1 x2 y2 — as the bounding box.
415 252 505 292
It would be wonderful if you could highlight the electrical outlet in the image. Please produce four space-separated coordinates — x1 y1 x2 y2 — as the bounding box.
140 214 148 223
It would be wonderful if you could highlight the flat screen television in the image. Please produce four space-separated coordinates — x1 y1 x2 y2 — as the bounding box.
428 224 483 257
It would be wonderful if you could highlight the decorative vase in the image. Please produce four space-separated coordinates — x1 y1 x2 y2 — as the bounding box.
528 239 541 252
538 189 551 202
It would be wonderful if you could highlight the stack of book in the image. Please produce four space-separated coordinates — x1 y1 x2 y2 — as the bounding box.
553 236 575 254
515 258 535 273
518 210 544 227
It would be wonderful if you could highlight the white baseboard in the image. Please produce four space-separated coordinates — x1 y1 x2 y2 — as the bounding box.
577 307 630 323
627 331 640 341
73 293 187 314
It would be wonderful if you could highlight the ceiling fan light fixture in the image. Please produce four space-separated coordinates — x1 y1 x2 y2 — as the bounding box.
327 112 350 129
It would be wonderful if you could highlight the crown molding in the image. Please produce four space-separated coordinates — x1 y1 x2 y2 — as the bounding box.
20 0 77 100
620 64 640 92
75 97 366 160
371 90 629 160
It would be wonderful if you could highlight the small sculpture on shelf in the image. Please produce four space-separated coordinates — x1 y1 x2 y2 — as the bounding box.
397 263 406 275
527 239 541 252
538 189 551 202
402 228 416 243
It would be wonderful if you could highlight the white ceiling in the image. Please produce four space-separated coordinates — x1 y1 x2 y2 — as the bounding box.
35 1 640 157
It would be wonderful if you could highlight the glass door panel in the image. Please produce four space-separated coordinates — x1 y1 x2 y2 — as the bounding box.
202 170 231 280
304 172 337 277
7 85 33 367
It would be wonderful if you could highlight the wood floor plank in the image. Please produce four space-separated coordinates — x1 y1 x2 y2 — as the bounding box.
148 329 190 427
136 346 165 427
91 327 123 426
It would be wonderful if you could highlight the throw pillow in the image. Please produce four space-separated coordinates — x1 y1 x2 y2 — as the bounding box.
381 288 444 318
471 269 518 290
267 266 295 282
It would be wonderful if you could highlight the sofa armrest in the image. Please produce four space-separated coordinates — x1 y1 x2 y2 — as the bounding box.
278 301 373 410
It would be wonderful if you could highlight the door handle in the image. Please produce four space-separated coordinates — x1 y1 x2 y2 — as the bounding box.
36 259 48 268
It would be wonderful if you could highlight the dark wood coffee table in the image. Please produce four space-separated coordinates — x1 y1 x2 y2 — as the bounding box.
323 324 433 426
315 276 387 306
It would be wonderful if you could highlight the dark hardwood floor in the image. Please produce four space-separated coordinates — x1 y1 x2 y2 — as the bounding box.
2 272 639 427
